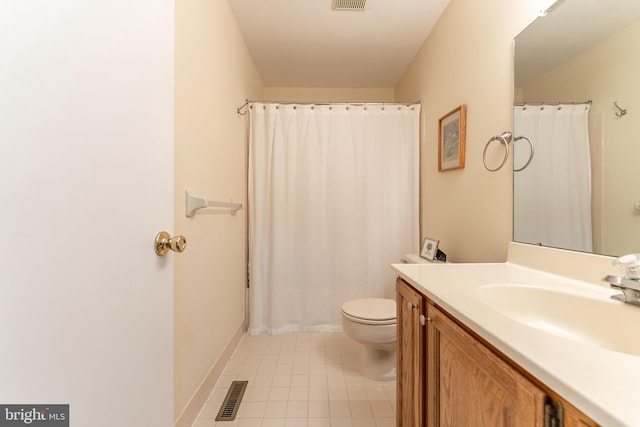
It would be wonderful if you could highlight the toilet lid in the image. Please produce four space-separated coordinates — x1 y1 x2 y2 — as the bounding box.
341 298 396 323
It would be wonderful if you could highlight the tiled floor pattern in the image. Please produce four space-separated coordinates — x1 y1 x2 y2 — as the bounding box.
191 332 396 427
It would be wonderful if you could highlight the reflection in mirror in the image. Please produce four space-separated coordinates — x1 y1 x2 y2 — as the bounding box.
513 0 640 257
513 102 593 253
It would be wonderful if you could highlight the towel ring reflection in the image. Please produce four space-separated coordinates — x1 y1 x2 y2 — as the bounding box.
483 131 512 172
513 135 534 172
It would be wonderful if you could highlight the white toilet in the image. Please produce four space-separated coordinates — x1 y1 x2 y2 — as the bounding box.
340 254 430 381
341 298 397 381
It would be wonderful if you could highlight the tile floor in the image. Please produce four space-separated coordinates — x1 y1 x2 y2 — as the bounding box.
191 332 397 427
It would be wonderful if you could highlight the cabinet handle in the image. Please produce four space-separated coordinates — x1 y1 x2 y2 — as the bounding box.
419 314 426 326
407 302 416 310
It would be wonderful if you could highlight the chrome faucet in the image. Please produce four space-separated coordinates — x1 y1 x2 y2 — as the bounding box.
602 253 640 306
602 275 640 306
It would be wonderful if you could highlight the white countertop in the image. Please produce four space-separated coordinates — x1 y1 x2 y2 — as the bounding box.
391 259 640 427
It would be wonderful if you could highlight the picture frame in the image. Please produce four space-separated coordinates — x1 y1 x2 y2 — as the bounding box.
420 237 440 262
438 105 466 171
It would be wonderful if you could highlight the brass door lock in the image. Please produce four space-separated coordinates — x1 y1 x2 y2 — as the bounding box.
154 231 187 256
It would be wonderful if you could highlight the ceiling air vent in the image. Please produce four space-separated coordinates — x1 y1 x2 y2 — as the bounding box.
332 0 366 11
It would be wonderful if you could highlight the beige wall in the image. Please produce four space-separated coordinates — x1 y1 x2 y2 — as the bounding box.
264 87 395 103
174 0 263 422
395 0 545 262
519 20 640 256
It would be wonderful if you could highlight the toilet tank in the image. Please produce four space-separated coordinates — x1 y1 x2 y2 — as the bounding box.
401 254 432 264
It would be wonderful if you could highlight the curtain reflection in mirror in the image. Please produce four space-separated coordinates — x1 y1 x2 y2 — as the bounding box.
514 103 592 253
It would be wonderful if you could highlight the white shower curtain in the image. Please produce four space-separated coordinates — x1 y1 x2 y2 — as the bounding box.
513 103 592 252
248 103 420 335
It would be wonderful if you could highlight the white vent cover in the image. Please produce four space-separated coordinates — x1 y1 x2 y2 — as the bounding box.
332 0 366 11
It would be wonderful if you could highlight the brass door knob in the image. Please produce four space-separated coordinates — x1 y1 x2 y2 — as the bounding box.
155 231 187 256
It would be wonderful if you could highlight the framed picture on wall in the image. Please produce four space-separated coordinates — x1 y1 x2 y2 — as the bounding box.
420 237 440 262
438 105 466 171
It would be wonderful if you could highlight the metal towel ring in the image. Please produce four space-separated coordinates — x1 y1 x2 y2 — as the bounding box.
513 135 534 172
483 132 512 172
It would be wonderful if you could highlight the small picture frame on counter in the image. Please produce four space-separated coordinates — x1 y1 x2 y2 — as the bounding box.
420 237 440 262
434 248 447 263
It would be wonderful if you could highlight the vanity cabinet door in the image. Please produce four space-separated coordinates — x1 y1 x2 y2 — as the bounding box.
396 278 426 427
426 303 547 427
562 403 600 427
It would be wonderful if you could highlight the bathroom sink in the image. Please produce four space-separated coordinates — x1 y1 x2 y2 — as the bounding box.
476 283 640 356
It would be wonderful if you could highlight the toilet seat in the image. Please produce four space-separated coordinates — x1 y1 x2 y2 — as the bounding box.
341 298 396 325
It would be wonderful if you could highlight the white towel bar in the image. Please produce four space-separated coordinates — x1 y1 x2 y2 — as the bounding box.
185 190 243 217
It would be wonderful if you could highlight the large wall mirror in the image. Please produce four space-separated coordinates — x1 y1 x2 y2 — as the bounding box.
513 0 640 257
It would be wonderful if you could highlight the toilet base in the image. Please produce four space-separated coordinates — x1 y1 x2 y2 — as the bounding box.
355 344 396 381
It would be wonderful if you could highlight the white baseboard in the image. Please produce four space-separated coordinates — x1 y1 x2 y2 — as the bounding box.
174 322 246 427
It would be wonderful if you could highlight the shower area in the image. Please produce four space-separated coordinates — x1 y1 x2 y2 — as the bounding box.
243 102 420 335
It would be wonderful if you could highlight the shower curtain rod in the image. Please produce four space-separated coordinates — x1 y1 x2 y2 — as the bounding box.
514 100 592 107
236 99 421 115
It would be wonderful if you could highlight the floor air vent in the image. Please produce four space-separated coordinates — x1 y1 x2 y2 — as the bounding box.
332 0 366 11
215 380 248 421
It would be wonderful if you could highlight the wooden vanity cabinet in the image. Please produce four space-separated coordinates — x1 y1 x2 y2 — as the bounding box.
396 277 426 427
396 278 599 427
562 404 600 427
427 302 546 426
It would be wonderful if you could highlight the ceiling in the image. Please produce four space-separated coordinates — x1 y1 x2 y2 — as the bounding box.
515 0 640 87
226 0 450 88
